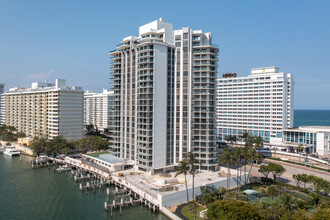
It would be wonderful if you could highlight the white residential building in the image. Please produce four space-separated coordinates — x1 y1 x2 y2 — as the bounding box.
3 79 84 141
84 89 114 131
217 67 294 144
0 83 4 125
109 18 219 171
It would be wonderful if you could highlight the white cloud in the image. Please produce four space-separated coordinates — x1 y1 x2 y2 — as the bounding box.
25 70 54 81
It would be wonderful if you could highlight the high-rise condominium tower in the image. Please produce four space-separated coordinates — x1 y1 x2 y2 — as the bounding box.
0 84 4 125
217 67 294 144
84 89 114 132
3 79 84 140
110 18 219 171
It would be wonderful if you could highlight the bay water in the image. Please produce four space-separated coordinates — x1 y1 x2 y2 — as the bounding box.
0 155 168 220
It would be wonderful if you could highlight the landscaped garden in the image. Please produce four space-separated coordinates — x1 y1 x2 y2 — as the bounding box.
173 133 330 220
179 202 205 220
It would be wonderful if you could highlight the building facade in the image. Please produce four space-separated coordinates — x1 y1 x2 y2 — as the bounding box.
283 126 330 155
84 89 114 132
109 18 219 171
3 79 83 141
0 83 4 125
217 67 294 144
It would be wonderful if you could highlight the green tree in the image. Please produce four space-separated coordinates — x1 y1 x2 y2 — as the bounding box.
308 175 323 194
225 135 237 149
259 164 272 181
254 136 264 149
217 187 227 200
297 143 304 163
30 137 47 156
186 152 200 220
232 148 244 198
218 148 235 196
241 131 249 143
244 134 255 149
246 149 261 184
266 185 280 202
202 193 215 206
312 208 330 220
268 162 286 181
293 174 304 188
280 193 296 212
207 200 262 220
320 179 330 197
174 159 190 203
300 174 309 189
293 173 309 189
17 132 26 138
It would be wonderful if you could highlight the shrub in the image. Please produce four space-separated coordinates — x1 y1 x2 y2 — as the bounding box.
259 189 268 197
207 200 262 220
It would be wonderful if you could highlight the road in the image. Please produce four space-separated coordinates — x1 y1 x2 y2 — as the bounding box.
250 159 330 185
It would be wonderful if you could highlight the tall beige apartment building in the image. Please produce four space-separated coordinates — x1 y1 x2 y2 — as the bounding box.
3 79 83 141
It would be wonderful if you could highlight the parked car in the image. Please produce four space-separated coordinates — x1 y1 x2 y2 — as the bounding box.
322 157 329 161
304 161 312 165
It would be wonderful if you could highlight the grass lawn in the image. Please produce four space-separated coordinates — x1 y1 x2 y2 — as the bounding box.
181 204 206 220
86 151 111 157
260 195 281 203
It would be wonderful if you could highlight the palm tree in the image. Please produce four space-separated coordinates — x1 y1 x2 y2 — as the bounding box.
247 149 261 184
218 148 235 198
186 152 200 220
245 134 255 149
241 131 249 143
297 144 304 164
174 159 190 203
225 135 237 149
233 148 243 198
254 136 264 149
241 147 249 185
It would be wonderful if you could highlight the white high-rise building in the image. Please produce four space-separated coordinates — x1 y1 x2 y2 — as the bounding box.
217 67 294 144
84 89 114 132
0 83 4 125
3 79 84 140
110 18 219 171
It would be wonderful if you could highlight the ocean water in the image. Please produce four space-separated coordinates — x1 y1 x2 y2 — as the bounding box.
294 110 330 127
0 155 168 220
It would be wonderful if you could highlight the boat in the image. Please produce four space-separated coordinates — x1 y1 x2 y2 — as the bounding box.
35 153 48 163
56 165 72 172
0 146 5 154
3 147 21 156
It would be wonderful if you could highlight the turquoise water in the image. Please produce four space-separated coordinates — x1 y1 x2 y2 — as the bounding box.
294 110 330 127
0 155 168 220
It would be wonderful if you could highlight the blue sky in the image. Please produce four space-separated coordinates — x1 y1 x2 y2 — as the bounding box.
0 0 329 109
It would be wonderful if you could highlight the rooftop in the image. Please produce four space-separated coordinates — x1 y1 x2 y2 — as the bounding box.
97 153 126 164
284 126 330 133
